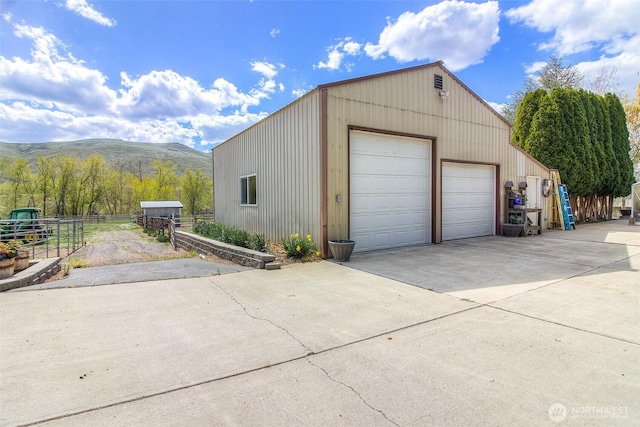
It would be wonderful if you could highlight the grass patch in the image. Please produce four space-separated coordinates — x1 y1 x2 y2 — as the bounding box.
62 257 89 276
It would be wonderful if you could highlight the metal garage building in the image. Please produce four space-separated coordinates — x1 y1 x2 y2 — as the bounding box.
213 61 550 257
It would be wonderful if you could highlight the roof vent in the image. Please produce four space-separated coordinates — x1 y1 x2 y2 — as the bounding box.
434 74 443 90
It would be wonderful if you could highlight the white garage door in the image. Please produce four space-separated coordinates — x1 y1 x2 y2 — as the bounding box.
442 163 495 241
350 131 431 252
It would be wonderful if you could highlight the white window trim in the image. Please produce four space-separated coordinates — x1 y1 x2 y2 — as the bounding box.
240 174 257 206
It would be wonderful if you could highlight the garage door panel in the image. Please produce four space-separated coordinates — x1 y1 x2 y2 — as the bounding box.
350 131 431 252
442 163 495 241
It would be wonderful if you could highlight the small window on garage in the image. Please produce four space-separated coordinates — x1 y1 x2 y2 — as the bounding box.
240 174 257 206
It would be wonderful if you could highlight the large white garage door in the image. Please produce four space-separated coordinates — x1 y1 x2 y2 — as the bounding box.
442 163 495 241
350 131 431 252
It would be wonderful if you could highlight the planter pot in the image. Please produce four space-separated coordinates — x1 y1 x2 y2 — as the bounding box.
502 223 525 237
0 258 15 279
14 251 30 272
329 240 356 262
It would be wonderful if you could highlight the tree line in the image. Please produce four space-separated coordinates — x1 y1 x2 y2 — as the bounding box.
513 87 634 221
0 155 213 217
505 56 637 222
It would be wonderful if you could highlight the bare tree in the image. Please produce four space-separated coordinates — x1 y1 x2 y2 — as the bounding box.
587 66 620 96
502 56 585 123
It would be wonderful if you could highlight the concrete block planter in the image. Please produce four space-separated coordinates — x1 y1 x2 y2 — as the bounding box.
174 231 277 269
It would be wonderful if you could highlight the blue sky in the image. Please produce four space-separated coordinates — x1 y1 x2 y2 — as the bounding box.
0 0 638 152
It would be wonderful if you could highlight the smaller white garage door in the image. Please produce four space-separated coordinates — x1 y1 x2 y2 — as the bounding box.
442 163 495 241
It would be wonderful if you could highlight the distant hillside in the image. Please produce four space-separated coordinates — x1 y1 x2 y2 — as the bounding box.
0 139 212 177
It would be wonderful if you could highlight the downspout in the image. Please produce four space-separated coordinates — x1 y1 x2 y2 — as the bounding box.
211 148 216 221
320 89 329 258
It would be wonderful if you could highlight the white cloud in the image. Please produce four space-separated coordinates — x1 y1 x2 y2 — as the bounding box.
0 24 116 112
65 0 116 27
292 88 308 99
251 61 278 79
507 0 640 97
316 37 362 71
0 24 281 146
270 28 280 38
485 100 505 115
506 0 639 56
364 0 500 71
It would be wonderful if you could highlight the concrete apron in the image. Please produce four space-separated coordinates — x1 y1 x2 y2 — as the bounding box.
0 220 638 426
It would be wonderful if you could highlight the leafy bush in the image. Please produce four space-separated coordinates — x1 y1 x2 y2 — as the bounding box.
156 234 168 243
281 233 318 259
247 233 267 252
193 221 267 252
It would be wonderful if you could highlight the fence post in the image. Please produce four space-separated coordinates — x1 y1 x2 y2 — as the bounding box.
56 219 61 258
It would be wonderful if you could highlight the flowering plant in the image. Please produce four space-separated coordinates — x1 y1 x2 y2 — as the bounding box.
0 240 20 259
281 233 320 259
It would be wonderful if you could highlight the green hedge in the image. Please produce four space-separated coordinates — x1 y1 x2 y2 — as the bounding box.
193 221 267 252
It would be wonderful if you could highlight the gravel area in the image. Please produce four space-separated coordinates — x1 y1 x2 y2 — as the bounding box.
71 229 237 267
41 228 241 285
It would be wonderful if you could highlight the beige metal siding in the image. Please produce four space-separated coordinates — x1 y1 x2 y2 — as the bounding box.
324 65 550 242
213 92 322 243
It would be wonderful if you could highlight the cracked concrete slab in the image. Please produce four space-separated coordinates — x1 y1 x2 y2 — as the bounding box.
26 305 639 427
207 262 476 353
1 220 638 426
0 263 472 426
36 357 396 427
0 277 310 426
307 306 639 426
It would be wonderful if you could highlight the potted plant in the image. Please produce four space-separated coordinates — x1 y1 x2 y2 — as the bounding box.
328 239 356 262
0 240 19 279
503 214 525 237
14 246 30 272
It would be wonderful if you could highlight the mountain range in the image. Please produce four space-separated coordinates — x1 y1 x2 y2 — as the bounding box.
0 139 212 177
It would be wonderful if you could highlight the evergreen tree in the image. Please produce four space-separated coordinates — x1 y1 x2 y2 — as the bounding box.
526 90 579 191
567 89 597 195
605 93 636 196
513 89 546 149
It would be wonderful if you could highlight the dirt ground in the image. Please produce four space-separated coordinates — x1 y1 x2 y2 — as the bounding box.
44 228 239 282
71 230 188 267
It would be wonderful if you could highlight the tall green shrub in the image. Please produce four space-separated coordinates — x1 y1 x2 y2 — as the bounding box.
605 93 635 197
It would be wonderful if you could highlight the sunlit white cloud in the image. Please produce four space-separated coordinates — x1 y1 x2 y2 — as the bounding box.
65 0 116 27
291 88 308 99
316 37 362 71
364 0 500 71
0 24 116 112
0 24 282 147
507 0 640 97
251 61 278 79
506 0 638 56
270 28 280 38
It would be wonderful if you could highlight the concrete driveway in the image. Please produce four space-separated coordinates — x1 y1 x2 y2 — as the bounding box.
0 220 638 426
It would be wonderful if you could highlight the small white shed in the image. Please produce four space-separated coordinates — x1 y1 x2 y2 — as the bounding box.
140 201 183 228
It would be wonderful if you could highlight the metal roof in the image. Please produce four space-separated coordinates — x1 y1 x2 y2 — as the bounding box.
140 201 183 209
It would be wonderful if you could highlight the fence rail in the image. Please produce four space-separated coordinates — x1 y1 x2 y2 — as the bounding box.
0 217 84 260
168 215 214 250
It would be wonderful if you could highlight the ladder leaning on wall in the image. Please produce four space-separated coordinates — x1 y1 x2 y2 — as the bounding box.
549 169 576 230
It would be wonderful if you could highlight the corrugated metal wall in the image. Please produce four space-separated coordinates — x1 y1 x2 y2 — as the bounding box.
324 65 550 242
213 91 322 243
